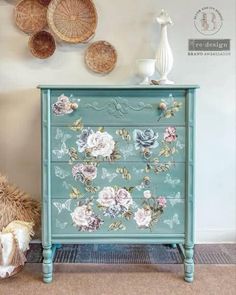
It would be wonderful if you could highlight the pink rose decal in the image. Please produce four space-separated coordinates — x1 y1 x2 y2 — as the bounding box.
157 196 167 208
164 127 177 142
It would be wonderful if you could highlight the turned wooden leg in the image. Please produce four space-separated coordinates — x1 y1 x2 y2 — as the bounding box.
42 245 53 283
170 243 177 249
184 244 194 283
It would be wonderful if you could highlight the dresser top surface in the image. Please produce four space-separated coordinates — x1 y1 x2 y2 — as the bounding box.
38 85 199 90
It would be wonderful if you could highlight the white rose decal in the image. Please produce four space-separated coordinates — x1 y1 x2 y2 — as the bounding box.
71 205 91 227
71 203 103 232
87 131 115 158
116 188 133 209
97 187 116 207
72 163 97 183
143 190 152 199
97 186 134 219
134 208 152 228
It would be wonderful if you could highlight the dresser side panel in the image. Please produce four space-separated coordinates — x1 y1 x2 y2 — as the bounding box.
185 89 196 246
41 89 52 247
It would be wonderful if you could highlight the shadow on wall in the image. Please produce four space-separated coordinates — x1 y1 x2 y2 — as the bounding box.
0 88 41 200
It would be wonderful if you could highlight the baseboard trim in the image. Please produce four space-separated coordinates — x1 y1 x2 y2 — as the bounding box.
196 229 236 243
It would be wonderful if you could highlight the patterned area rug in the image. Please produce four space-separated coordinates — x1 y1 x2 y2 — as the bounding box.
26 244 236 264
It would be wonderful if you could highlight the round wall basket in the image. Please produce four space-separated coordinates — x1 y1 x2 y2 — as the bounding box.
15 0 47 34
37 0 51 6
85 41 117 74
47 0 98 44
29 31 56 59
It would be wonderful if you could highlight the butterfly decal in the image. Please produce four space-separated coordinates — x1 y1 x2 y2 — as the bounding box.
55 128 72 143
176 140 185 150
62 181 70 190
52 142 69 159
135 183 145 191
163 93 175 105
120 145 134 160
101 168 117 183
164 174 180 188
54 166 70 179
133 167 144 175
55 219 68 229
53 199 72 214
164 214 180 229
168 192 184 206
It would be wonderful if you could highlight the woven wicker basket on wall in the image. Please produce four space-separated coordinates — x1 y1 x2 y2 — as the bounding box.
37 0 51 6
15 0 47 34
29 31 56 59
85 41 117 74
47 0 98 44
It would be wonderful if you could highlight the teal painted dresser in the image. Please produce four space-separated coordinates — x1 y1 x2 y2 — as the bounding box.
40 85 198 283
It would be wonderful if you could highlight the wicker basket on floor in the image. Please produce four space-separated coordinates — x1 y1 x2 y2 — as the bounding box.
29 31 56 59
47 0 98 44
15 0 47 34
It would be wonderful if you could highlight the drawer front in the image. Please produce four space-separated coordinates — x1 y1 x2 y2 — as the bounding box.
51 197 185 235
51 162 185 199
50 89 185 126
51 126 185 162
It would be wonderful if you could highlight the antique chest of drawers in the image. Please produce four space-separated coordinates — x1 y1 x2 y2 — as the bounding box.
40 85 198 283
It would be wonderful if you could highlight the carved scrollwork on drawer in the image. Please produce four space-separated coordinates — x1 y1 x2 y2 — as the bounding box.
85 97 153 118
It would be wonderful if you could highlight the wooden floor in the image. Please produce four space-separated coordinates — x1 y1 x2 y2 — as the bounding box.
0 263 236 295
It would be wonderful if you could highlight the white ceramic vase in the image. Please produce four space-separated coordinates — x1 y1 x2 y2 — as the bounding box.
156 9 174 84
136 59 156 85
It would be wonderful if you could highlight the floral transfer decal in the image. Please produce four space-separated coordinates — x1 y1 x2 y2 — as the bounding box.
134 190 166 229
159 127 179 158
76 128 119 160
52 122 185 232
72 163 97 183
158 94 182 121
164 127 177 142
52 94 79 116
133 129 159 150
72 162 99 193
97 187 133 220
71 199 103 232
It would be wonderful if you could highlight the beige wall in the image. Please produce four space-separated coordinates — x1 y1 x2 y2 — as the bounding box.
0 0 235 242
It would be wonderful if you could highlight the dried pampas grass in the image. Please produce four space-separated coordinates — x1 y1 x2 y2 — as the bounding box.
0 174 40 235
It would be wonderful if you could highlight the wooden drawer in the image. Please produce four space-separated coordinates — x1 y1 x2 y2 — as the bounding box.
51 126 185 162
51 162 185 199
50 89 186 126
51 197 185 235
